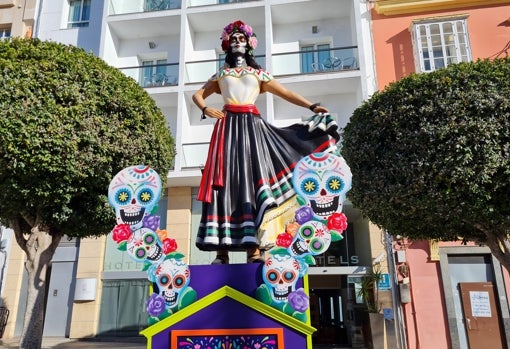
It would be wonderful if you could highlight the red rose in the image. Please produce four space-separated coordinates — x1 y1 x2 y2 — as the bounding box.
276 232 293 248
162 238 178 254
327 212 348 232
112 224 132 243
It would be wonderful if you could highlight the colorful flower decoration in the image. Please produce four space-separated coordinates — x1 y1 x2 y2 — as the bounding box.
147 293 166 317
275 232 293 248
221 20 258 55
112 224 132 248
288 288 309 313
327 212 348 233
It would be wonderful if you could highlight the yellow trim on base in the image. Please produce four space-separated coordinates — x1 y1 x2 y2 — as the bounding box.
140 285 317 345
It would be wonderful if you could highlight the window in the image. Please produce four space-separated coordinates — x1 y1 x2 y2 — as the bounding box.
68 0 91 28
411 16 471 73
141 59 168 87
0 27 10 40
218 53 226 70
301 44 330 73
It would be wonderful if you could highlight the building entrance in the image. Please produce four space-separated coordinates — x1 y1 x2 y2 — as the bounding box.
309 273 368 348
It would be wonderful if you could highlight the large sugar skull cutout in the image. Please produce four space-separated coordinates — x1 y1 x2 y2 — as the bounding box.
108 165 162 229
293 152 352 220
126 228 164 264
289 220 331 257
262 254 301 304
155 258 191 309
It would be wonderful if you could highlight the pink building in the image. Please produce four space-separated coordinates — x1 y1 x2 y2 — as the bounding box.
370 1 510 348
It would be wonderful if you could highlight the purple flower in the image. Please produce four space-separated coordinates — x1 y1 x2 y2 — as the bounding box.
295 206 314 224
288 288 309 312
143 214 160 231
147 293 166 317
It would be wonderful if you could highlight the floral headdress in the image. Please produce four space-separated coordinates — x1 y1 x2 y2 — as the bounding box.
221 20 258 55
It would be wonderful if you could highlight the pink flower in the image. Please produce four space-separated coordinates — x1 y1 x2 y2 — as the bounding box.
248 36 258 50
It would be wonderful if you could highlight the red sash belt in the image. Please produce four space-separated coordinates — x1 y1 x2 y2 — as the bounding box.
223 104 260 114
197 104 259 203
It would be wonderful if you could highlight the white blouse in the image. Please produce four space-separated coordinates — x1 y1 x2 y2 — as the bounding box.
211 67 273 105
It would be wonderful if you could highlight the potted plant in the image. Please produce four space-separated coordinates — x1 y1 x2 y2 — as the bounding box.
357 264 385 349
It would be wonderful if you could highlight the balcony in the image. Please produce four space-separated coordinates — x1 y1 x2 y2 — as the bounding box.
273 46 359 76
187 0 258 7
183 47 358 84
109 0 181 15
119 62 179 88
117 46 359 89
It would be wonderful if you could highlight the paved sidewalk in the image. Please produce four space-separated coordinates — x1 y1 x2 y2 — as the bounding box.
0 337 147 348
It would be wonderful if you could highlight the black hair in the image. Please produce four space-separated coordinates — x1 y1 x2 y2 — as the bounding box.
224 35 261 69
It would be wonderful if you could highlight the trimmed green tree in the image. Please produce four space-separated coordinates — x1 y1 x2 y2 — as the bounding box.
0 38 175 348
342 58 510 270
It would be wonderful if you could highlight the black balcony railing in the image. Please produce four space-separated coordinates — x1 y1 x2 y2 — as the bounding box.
118 47 359 87
188 0 257 7
119 62 179 88
272 46 359 76
109 0 180 15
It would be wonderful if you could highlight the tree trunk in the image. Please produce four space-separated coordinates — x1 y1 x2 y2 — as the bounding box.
11 221 62 349
475 224 510 274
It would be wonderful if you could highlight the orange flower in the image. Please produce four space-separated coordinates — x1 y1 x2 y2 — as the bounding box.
285 221 300 237
156 229 168 241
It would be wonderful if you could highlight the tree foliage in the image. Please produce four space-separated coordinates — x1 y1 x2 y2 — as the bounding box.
342 58 510 263
0 38 175 348
0 38 175 238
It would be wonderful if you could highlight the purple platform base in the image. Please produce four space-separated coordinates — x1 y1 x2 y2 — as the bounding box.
142 263 312 349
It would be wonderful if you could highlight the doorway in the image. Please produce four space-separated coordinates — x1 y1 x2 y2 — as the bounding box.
459 282 504 349
309 288 348 346
440 247 509 349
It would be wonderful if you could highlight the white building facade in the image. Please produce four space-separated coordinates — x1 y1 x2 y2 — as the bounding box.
1 1 393 347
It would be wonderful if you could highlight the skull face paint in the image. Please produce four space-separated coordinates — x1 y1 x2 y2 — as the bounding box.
262 254 301 304
126 227 164 264
293 152 352 220
155 258 191 309
230 32 247 54
108 165 162 230
289 220 331 257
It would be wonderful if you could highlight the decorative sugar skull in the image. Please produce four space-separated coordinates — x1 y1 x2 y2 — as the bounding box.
108 165 162 230
293 152 352 220
289 220 331 258
155 258 191 309
126 228 164 264
262 254 301 304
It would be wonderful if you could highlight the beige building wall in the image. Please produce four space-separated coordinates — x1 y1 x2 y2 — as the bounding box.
0 0 37 38
2 240 26 339
368 222 392 310
165 187 192 263
69 236 106 339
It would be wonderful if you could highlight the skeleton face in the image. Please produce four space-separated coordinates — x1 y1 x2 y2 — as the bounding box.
155 258 191 309
262 254 301 304
293 152 352 220
289 220 331 257
108 165 162 230
230 32 247 54
126 228 164 263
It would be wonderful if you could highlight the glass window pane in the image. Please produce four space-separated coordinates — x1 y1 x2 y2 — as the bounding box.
68 0 81 22
442 22 453 34
317 44 330 66
301 46 314 73
82 0 91 21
